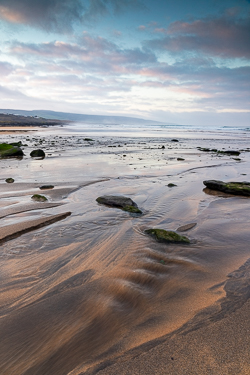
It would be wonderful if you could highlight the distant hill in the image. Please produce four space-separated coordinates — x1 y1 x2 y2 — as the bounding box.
0 109 173 125
0 113 64 127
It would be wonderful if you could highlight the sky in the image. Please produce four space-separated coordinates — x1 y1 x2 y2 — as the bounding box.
0 0 249 125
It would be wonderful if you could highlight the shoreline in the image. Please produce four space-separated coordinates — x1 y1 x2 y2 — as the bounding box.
0 125 249 374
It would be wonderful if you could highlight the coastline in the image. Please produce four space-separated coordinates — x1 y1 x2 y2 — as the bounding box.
0 123 249 374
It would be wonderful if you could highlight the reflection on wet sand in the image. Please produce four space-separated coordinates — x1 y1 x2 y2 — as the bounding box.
0 127 250 374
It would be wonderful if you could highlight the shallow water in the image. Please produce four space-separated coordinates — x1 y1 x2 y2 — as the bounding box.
0 125 250 374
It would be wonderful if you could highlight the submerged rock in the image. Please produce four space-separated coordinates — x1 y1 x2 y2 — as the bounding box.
203 180 250 196
96 195 142 214
145 228 190 244
30 149 45 158
31 194 48 202
177 223 197 232
0 143 24 158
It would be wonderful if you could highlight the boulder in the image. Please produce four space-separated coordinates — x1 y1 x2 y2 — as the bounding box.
96 195 142 213
145 228 190 244
0 143 24 158
30 149 45 158
203 180 250 196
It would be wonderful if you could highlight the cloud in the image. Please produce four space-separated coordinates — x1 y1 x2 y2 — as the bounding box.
0 0 144 32
146 14 250 58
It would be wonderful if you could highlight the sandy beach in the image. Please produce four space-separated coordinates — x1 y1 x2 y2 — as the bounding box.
0 123 250 375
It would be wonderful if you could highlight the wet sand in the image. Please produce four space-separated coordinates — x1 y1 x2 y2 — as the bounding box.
0 125 250 374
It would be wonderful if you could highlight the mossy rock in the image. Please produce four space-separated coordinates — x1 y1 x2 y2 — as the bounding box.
145 228 190 244
177 157 185 161
203 180 250 196
96 195 142 214
168 183 177 187
84 138 94 142
5 178 14 183
31 194 48 202
122 205 142 214
0 143 24 157
30 149 45 158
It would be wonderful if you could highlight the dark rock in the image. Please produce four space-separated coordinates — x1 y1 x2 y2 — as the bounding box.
203 180 250 196
168 183 177 187
30 149 45 158
31 194 48 202
171 139 179 142
0 143 24 158
177 157 185 161
197 147 240 156
96 195 142 214
39 185 54 190
177 223 197 232
5 178 14 183
161 145 165 149
9 141 24 147
145 228 190 244
84 138 94 141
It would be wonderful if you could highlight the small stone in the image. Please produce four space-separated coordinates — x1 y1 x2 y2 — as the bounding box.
31 194 48 202
168 183 177 187
5 178 14 183
177 223 197 232
39 185 54 190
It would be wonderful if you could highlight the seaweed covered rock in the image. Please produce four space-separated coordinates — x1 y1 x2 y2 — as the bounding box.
31 194 48 202
203 180 250 196
145 228 190 244
30 149 45 158
0 143 24 158
96 195 142 214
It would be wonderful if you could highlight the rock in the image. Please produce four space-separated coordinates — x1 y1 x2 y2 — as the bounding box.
177 157 185 161
96 195 142 213
168 183 177 187
31 194 48 202
145 228 190 244
30 149 45 158
203 180 250 196
9 141 24 147
177 223 197 232
84 138 94 141
197 147 240 156
171 139 179 142
39 185 54 190
0 143 24 158
5 178 14 183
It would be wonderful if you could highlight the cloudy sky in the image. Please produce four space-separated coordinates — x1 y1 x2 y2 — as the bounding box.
0 0 249 125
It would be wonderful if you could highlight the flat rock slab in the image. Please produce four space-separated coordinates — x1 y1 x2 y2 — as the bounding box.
177 223 197 232
203 180 250 196
96 195 142 213
145 228 190 244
